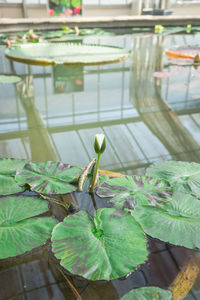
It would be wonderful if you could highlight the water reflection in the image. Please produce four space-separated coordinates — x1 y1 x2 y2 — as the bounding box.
0 33 200 299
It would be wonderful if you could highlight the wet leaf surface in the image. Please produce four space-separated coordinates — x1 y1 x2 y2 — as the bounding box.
133 192 200 249
15 161 82 195
51 208 148 281
147 160 200 196
96 176 171 210
0 158 27 195
120 286 172 300
0 195 57 258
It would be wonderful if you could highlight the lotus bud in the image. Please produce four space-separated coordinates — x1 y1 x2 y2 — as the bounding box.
94 134 106 155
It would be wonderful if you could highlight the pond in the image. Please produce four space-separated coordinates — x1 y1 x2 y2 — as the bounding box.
1 28 200 299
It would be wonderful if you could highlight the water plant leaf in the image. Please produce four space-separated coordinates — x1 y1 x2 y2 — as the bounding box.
133 191 200 249
146 161 200 196
0 75 21 83
96 176 171 210
5 43 129 66
0 195 57 259
51 208 148 281
0 158 27 195
120 287 172 300
15 161 82 194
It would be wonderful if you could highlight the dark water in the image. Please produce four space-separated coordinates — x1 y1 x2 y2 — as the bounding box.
1 30 200 299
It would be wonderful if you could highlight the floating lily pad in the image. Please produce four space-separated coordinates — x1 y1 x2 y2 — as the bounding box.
51 208 148 280
0 158 27 195
0 75 21 83
120 287 172 300
133 192 200 249
15 161 82 195
0 195 57 258
5 43 129 66
147 161 200 196
96 176 171 209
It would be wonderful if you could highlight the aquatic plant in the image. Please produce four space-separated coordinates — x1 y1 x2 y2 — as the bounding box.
5 43 129 66
0 134 200 297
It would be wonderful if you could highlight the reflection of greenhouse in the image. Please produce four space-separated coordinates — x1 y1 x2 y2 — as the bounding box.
1 33 200 175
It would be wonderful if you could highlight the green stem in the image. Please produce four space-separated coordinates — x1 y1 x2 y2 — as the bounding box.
90 153 101 193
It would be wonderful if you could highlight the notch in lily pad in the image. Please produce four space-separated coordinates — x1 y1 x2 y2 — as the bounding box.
15 161 82 195
51 207 148 281
96 175 171 210
0 195 57 259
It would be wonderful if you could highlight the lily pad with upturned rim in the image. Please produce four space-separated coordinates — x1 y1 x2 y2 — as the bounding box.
133 191 200 249
5 43 130 66
15 161 82 195
51 208 148 281
120 286 172 300
146 160 200 196
0 195 57 259
96 175 171 210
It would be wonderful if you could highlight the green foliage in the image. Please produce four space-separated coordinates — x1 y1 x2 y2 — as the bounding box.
0 75 21 83
146 160 200 196
0 195 57 258
133 191 200 249
96 175 171 209
15 161 81 194
5 43 129 65
51 208 148 280
0 158 27 195
71 0 81 7
120 287 172 300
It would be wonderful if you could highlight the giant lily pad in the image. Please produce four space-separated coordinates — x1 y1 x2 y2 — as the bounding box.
5 43 129 66
120 287 172 300
96 176 171 210
51 208 148 280
15 161 81 194
133 191 200 249
0 195 57 258
0 158 27 195
147 161 200 196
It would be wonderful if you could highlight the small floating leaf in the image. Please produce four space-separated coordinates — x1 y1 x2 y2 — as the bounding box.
147 161 200 196
0 158 27 195
96 176 171 210
15 161 82 195
51 208 148 281
0 75 21 83
133 192 200 249
0 195 57 258
120 287 172 300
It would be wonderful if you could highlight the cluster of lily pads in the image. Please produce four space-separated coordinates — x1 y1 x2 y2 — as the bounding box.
0 27 115 46
1 136 200 299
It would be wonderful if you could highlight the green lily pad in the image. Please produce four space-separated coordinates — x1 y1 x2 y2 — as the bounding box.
15 161 82 195
120 287 172 300
0 75 21 84
5 43 129 66
0 195 57 258
51 208 148 281
96 176 171 210
133 191 200 249
147 161 200 196
0 158 27 195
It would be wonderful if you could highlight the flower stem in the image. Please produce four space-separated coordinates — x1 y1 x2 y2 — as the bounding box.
90 153 101 193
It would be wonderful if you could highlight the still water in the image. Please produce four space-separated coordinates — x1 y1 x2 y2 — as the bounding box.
1 31 200 299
